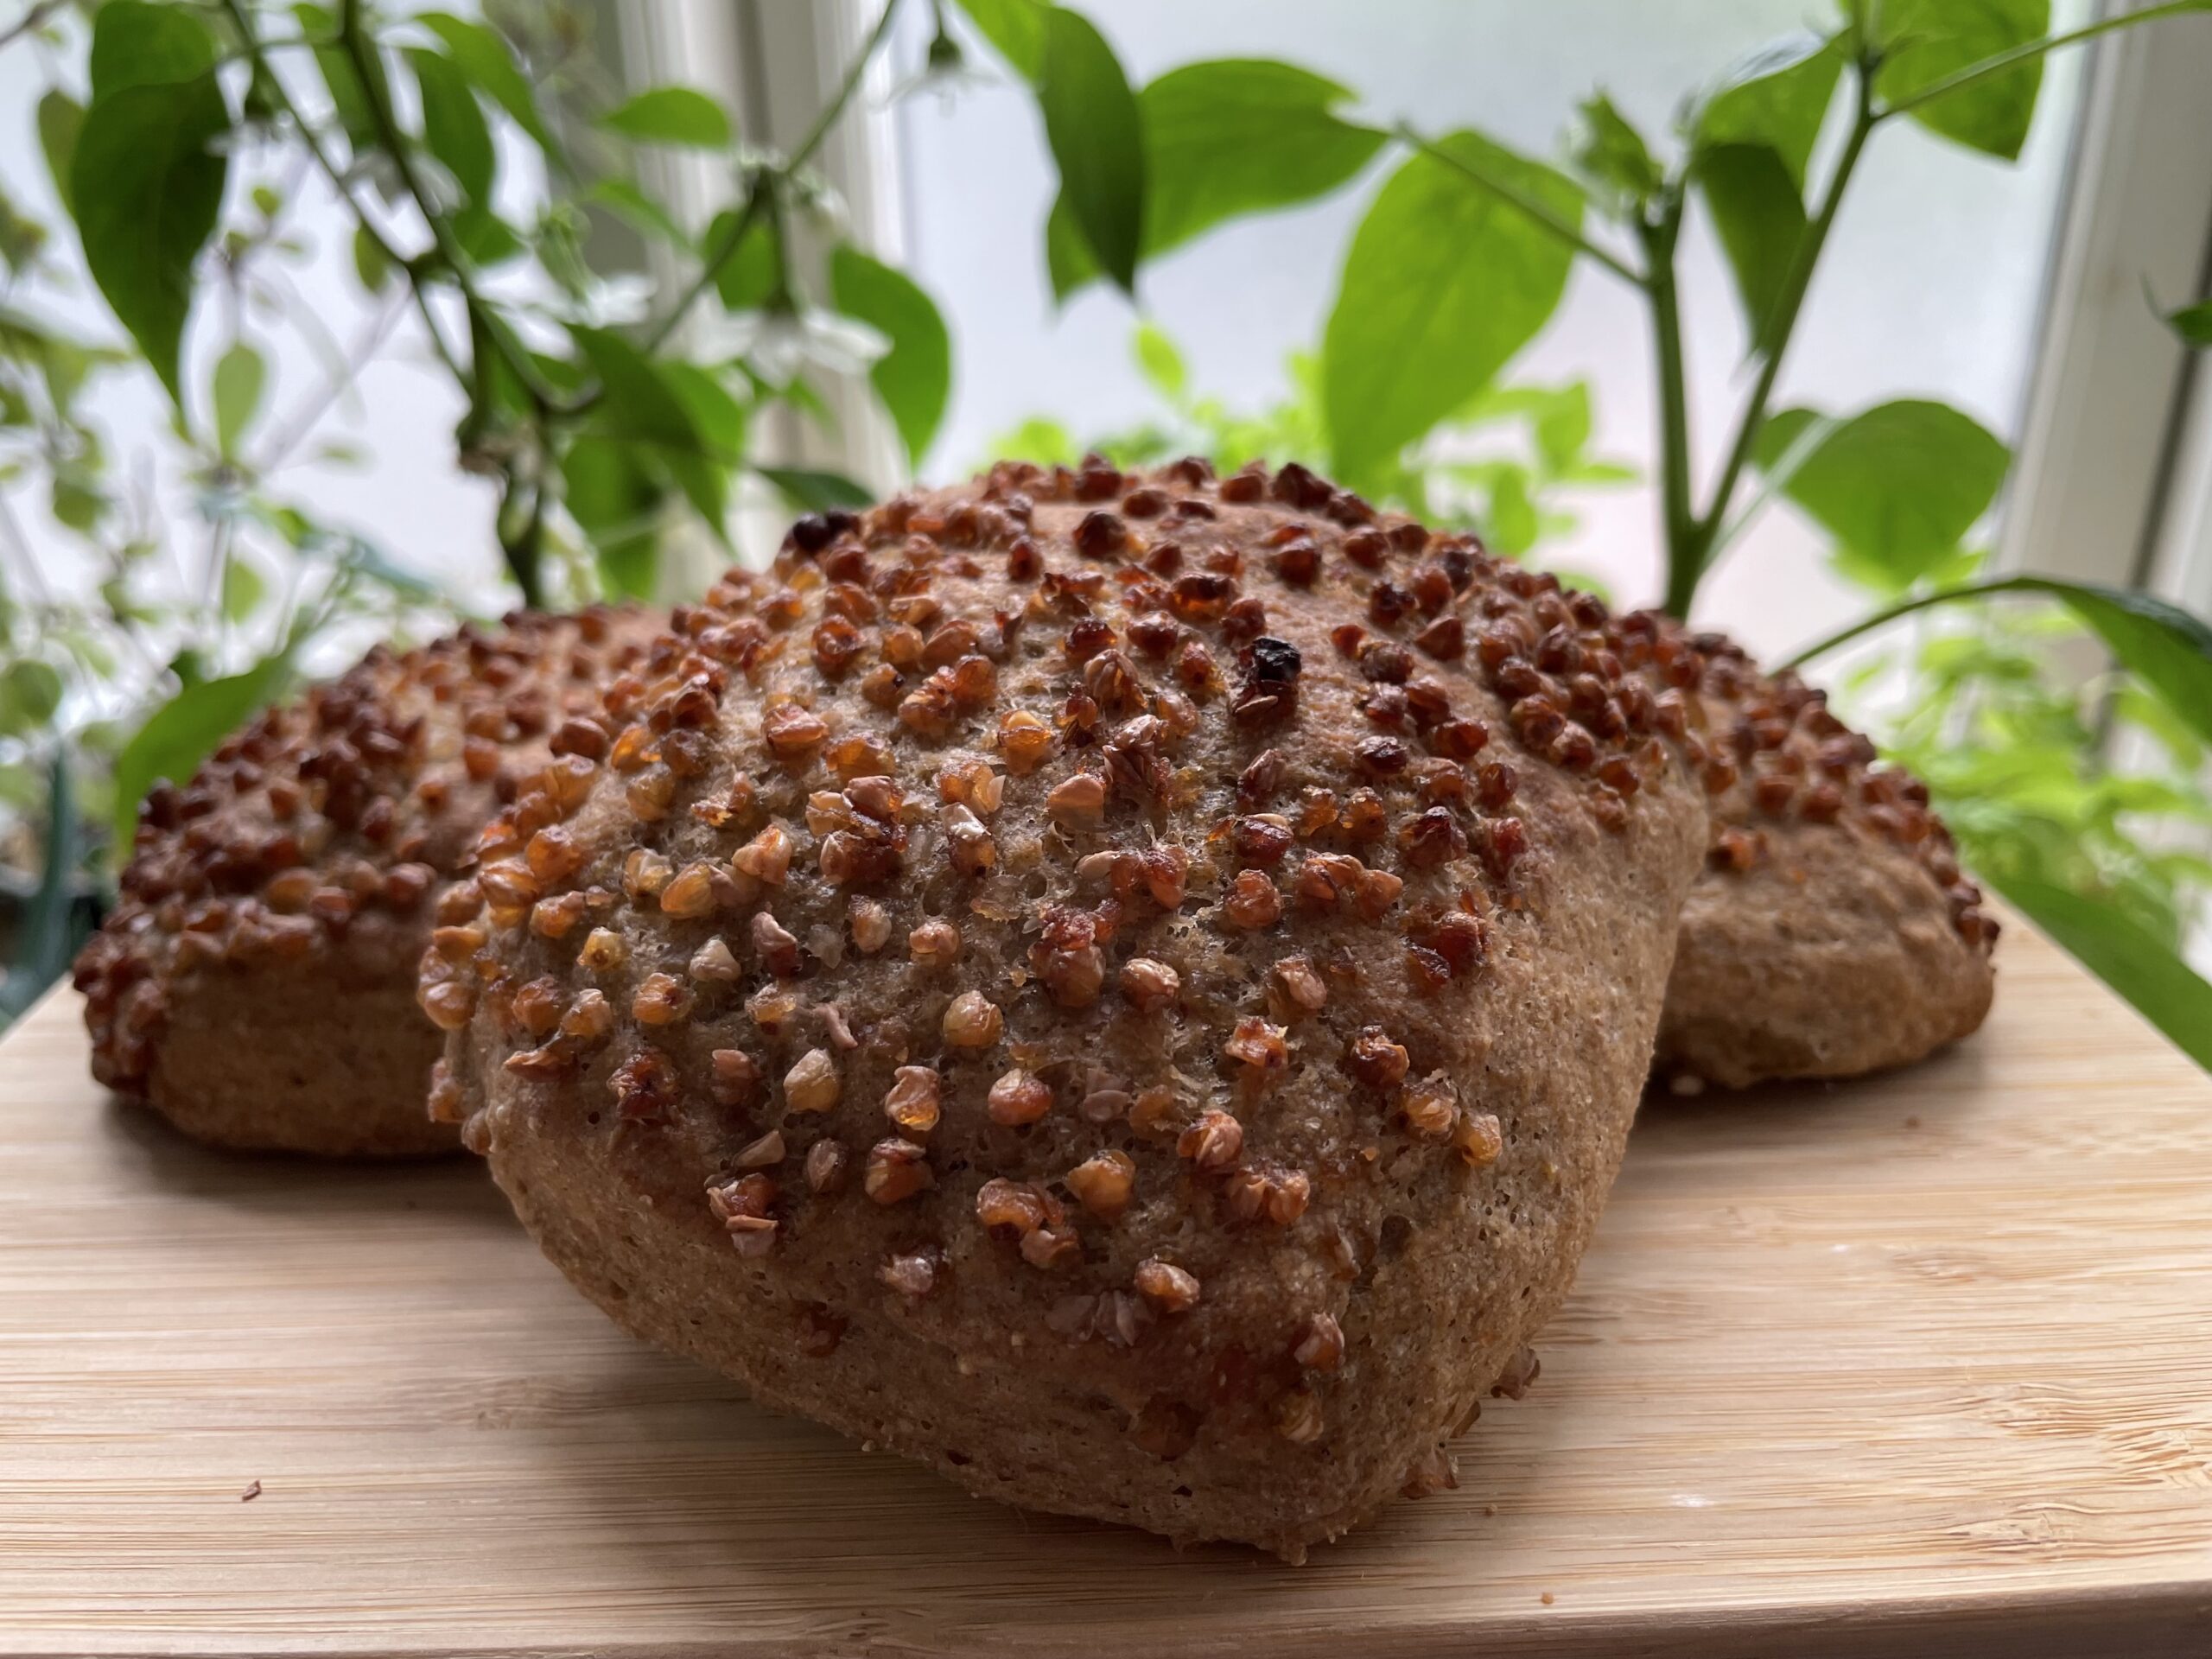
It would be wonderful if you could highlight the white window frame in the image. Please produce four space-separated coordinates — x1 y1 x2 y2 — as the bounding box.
1999 5 2212 604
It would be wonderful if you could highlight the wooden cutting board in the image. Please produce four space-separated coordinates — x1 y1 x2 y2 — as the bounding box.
3 917 2209 1657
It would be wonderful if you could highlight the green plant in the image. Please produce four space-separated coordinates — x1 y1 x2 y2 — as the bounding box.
991 322 1634 586
0 0 955 1021
959 0 2212 1060
4 0 2212 1064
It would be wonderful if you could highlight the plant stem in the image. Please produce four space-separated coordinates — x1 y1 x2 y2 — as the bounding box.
1676 60 1878 612
335 0 561 415
0 0 65 54
218 0 469 387
1392 124 1645 287
498 474 548 612
1641 197 1698 618
1781 575 2060 669
632 0 903 364
1876 0 2211 120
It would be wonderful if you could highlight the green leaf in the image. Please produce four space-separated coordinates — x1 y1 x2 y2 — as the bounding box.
956 0 1047 81
9 755 80 1011
2168 299 2212 348
2017 581 2212 751
1692 33 1840 188
992 415 1079 468
569 326 728 532
410 46 516 264
599 86 731 148
706 208 782 312
655 362 748 461
1875 0 2050 162
759 465 875 512
2113 682 2205 772
1036 9 1145 295
1486 465 1539 556
1321 130 1580 486
1696 143 1807 351
111 656 291 856
0 658 63 735
1142 60 1383 254
37 91 83 218
1046 60 1382 302
1051 59 1384 301
219 554 266 624
1573 92 1662 207
1752 398 2010 588
828 245 950 467
294 3 389 158
70 5 229 406
88 0 217 98
211 340 265 459
587 179 689 245
1530 382 1592 474
416 12 560 158
1132 320 1187 402
409 48 494 210
1042 198 1095 302
352 224 391 292
1793 575 2212 754
51 474 105 532
560 435 666 600
1989 873 2212 1071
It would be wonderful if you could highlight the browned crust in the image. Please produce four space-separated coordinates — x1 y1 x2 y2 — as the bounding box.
73 607 657 1156
435 455 1715 1554
1656 633 1998 1089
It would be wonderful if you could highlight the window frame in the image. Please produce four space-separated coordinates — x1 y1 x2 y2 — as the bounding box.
1997 7 2212 602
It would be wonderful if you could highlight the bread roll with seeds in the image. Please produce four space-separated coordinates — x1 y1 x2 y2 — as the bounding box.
432 456 1715 1557
1655 634 1997 1089
73 608 656 1156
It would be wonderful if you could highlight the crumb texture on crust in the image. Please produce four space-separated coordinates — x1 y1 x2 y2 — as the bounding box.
1656 632 1998 1090
435 456 1715 1554
73 607 654 1157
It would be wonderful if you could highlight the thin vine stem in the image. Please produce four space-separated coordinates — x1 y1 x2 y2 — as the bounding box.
1673 57 1878 612
336 0 563 416
217 0 468 387
1876 0 2209 120
1780 575 2071 669
629 0 904 365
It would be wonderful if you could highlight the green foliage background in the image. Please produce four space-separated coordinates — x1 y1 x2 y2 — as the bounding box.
0 0 2209 1062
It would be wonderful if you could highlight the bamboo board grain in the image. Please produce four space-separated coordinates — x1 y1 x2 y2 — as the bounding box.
3 919 2210 1657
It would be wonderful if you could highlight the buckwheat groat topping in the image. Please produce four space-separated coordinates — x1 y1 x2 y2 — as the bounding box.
73 607 653 1155
1679 632 1994 953
438 457 1714 1554
1653 626 1999 1089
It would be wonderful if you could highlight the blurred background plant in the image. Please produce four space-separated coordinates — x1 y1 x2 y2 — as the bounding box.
0 0 942 1020
1 0 2209 1061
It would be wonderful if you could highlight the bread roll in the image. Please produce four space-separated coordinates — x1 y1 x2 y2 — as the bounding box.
431 457 1713 1554
1656 633 1996 1089
74 608 655 1155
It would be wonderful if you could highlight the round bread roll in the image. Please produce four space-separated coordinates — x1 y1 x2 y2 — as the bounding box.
431 455 1719 1556
1655 634 1997 1090
73 608 656 1156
